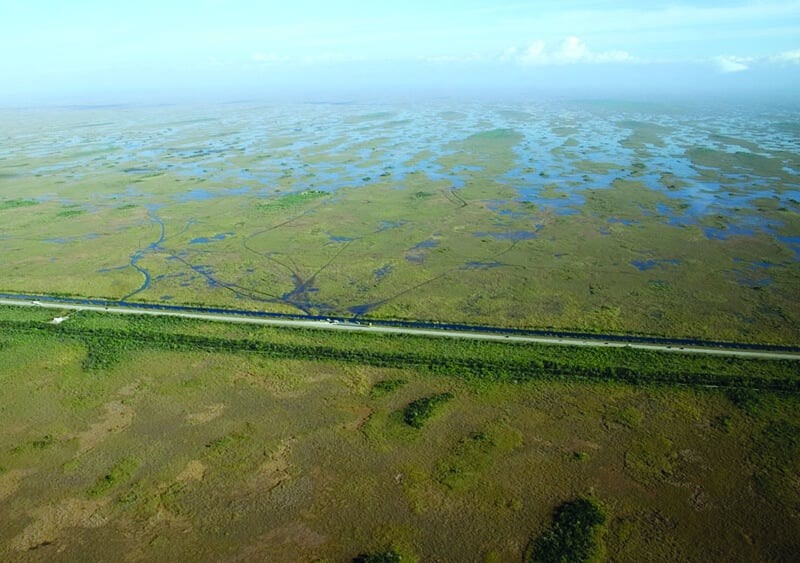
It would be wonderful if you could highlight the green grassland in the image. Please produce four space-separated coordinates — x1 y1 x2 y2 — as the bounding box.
1 306 797 390
0 307 799 561
0 103 797 345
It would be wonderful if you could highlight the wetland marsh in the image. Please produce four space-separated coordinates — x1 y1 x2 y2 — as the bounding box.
0 307 798 561
1 99 799 561
1 100 798 344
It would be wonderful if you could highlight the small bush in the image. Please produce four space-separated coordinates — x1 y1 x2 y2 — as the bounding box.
403 392 453 428
10 435 55 455
370 379 406 398
256 190 326 211
527 497 607 563
56 208 86 218
608 406 644 429
88 458 139 498
726 388 761 413
82 337 128 371
353 550 401 563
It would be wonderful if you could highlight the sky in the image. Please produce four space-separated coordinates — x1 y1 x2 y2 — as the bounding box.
1 0 799 103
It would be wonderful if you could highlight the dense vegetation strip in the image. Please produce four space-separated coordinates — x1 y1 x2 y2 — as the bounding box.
0 308 798 391
0 198 39 210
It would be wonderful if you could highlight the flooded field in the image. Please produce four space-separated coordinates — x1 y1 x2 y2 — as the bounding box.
0 318 798 561
0 100 798 343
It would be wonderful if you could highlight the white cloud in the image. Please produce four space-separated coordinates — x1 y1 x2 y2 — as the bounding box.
559 36 588 61
515 36 635 65
524 40 547 61
772 49 800 63
710 49 800 73
714 56 751 73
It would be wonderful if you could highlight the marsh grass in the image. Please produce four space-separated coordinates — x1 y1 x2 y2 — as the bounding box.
0 198 38 210
0 322 798 560
88 457 140 498
255 190 327 212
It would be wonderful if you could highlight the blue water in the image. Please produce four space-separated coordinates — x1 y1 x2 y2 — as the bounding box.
704 226 756 240
732 258 781 270
406 239 440 262
378 220 406 232
190 233 234 244
608 218 639 226
411 239 438 249
374 264 392 280
630 258 681 271
119 206 167 301
97 265 129 273
473 230 538 241
175 186 251 202
777 236 800 260
736 276 773 288
463 261 504 269
655 203 673 216
44 233 100 244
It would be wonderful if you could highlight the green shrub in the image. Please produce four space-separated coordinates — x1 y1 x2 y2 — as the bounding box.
56 208 86 218
10 434 56 454
256 190 326 211
608 406 644 429
82 337 129 371
370 379 407 397
88 458 139 498
403 392 453 428
527 497 607 563
573 451 589 462
726 388 761 413
353 550 401 563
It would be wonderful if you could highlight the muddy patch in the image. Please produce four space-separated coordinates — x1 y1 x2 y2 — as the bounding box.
232 361 335 398
245 440 294 494
186 403 225 425
343 405 374 432
0 469 33 502
227 521 327 562
10 497 110 552
76 400 135 454
175 460 207 483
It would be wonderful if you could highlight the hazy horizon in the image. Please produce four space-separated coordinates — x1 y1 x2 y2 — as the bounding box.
2 1 799 106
